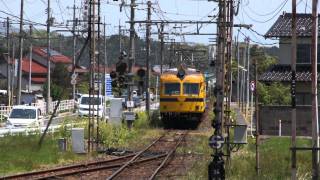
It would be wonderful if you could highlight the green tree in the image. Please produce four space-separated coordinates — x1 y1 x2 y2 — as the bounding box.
43 63 71 101
257 82 291 105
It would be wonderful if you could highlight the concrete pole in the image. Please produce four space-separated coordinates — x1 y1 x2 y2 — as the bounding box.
246 38 250 119
255 58 260 175
6 17 11 106
103 19 107 121
291 0 297 179
29 25 33 93
145 1 151 116
72 0 76 102
128 0 135 115
311 0 319 178
46 0 51 113
236 34 240 108
17 0 24 105
160 23 164 74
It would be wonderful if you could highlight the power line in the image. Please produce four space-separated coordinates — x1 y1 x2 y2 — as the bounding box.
241 0 289 24
246 0 287 17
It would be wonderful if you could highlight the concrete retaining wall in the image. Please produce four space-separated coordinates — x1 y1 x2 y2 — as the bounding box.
259 105 313 136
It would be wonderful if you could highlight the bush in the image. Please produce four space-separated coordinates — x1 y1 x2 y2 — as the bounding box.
98 122 133 148
134 112 149 129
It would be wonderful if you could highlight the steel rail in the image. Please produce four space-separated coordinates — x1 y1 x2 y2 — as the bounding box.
106 134 165 180
1 154 136 179
35 154 168 180
149 131 188 180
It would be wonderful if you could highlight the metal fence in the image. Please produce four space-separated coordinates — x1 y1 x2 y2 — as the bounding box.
0 99 75 122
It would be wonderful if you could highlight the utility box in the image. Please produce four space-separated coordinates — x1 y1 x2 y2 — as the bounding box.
233 125 247 144
109 98 123 125
72 128 85 153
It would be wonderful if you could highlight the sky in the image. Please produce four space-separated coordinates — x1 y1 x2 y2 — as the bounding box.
0 0 317 46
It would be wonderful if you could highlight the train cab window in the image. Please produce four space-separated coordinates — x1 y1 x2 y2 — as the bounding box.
183 83 199 95
164 83 180 95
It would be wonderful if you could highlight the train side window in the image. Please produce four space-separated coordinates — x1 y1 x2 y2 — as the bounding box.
183 83 199 95
164 83 180 95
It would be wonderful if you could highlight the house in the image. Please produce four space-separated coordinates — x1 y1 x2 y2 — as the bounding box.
257 13 320 136
0 47 74 92
260 13 320 105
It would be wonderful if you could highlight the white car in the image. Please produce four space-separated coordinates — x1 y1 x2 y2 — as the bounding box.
78 94 105 117
6 105 43 128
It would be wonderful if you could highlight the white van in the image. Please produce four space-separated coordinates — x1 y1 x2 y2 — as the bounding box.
6 105 43 128
78 94 104 117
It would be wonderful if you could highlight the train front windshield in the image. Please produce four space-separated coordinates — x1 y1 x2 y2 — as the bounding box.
183 83 199 95
164 83 180 95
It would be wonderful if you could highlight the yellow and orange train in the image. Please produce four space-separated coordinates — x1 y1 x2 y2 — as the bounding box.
160 67 206 127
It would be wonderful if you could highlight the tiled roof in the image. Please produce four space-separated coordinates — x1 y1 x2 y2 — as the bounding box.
33 47 72 64
22 58 47 74
31 77 47 83
259 64 320 82
265 13 319 38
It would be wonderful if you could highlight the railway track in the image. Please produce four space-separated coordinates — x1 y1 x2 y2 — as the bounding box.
1 130 188 180
106 130 188 180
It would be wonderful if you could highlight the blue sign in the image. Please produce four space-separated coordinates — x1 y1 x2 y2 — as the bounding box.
105 74 112 97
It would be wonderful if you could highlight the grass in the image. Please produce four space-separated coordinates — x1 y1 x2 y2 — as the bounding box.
179 131 313 180
0 111 163 176
0 134 85 176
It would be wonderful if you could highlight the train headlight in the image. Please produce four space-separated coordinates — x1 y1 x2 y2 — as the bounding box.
177 66 186 80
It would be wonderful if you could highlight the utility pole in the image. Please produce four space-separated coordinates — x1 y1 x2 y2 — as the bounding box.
96 0 101 148
29 25 33 93
255 56 260 175
241 46 246 112
72 0 77 103
145 1 151 116
311 0 319 178
103 18 107 121
160 23 164 74
46 0 51 113
209 0 227 178
6 17 11 106
88 0 96 152
127 0 135 115
17 0 24 105
236 32 240 108
11 41 15 105
246 38 250 119
129 0 135 73
118 20 123 53
291 0 297 179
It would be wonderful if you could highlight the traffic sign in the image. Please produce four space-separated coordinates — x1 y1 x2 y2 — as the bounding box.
209 135 224 149
70 79 76 85
105 74 113 97
250 81 255 92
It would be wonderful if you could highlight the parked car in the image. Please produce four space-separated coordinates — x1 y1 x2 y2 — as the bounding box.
6 105 44 128
78 94 105 117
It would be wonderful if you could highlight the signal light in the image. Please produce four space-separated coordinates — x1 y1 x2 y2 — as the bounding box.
110 71 117 79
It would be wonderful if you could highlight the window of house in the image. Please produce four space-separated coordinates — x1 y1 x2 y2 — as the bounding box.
297 44 311 63
297 44 320 64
